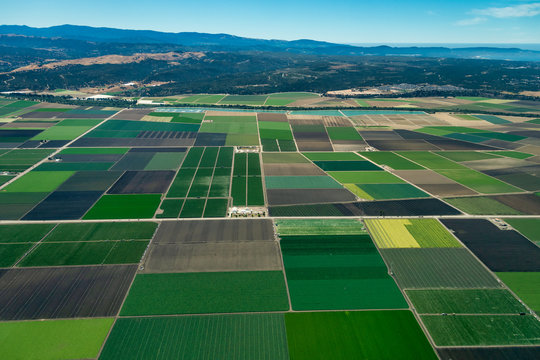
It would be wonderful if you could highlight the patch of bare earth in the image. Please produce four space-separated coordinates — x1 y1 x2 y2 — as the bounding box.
9 52 206 73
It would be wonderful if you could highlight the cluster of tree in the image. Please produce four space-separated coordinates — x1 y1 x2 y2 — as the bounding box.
3 93 135 108
1 49 539 96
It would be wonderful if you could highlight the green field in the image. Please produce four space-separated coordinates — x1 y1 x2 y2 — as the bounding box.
35 162 114 171
179 198 205 218
265 175 342 189
219 95 268 105
422 315 540 346
167 168 196 197
120 271 289 315
329 171 404 184
144 152 185 170
3 171 74 192
0 223 55 243
0 149 55 172
262 152 310 163
356 183 429 199
247 176 264 206
497 272 540 314
231 152 264 206
407 289 527 314
503 218 540 244
83 194 161 219
187 167 213 197
437 169 523 194
313 160 381 171
19 240 149 266
0 318 113 360
264 98 295 106
156 198 183 218
397 151 466 169
203 198 229 217
359 151 424 170
326 127 363 141
0 175 14 185
366 218 461 248
148 111 205 123
455 114 480 120
487 151 534 159
44 222 157 241
475 131 526 142
32 121 101 140
285 311 437 360
275 218 366 235
281 234 407 310
303 152 363 161
59 147 129 155
100 314 289 360
0 243 33 266
380 248 501 288
208 168 232 197
435 151 500 162
445 196 522 215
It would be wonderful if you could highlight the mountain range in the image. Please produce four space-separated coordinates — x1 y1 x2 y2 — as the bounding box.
1 24 539 62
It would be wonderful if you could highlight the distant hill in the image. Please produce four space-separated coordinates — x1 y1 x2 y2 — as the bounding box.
1 24 540 61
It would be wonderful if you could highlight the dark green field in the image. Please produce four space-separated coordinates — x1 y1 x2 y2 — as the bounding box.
100 314 289 360
285 311 437 360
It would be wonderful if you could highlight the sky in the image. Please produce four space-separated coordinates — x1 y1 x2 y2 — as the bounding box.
2 0 540 44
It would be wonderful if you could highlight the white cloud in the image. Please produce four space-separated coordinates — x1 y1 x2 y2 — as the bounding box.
473 2 540 18
455 17 487 26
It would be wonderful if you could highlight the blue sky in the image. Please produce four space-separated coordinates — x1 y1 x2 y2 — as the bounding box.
2 1 540 44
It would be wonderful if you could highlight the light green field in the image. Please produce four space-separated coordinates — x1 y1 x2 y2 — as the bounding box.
435 151 500 162
262 153 310 163
503 218 540 244
397 151 466 170
445 197 522 215
366 218 461 248
219 95 268 105
264 98 295 106
0 318 113 360
268 92 319 99
275 218 366 235
359 151 424 170
3 171 74 192
32 124 99 140
497 272 540 314
436 170 523 194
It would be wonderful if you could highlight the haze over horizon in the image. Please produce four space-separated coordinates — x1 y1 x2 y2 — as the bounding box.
2 1 540 44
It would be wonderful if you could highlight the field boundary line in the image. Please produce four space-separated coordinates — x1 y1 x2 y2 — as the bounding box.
12 223 59 267
0 108 124 192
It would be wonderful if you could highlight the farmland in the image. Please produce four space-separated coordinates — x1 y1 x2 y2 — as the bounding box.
0 96 539 358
